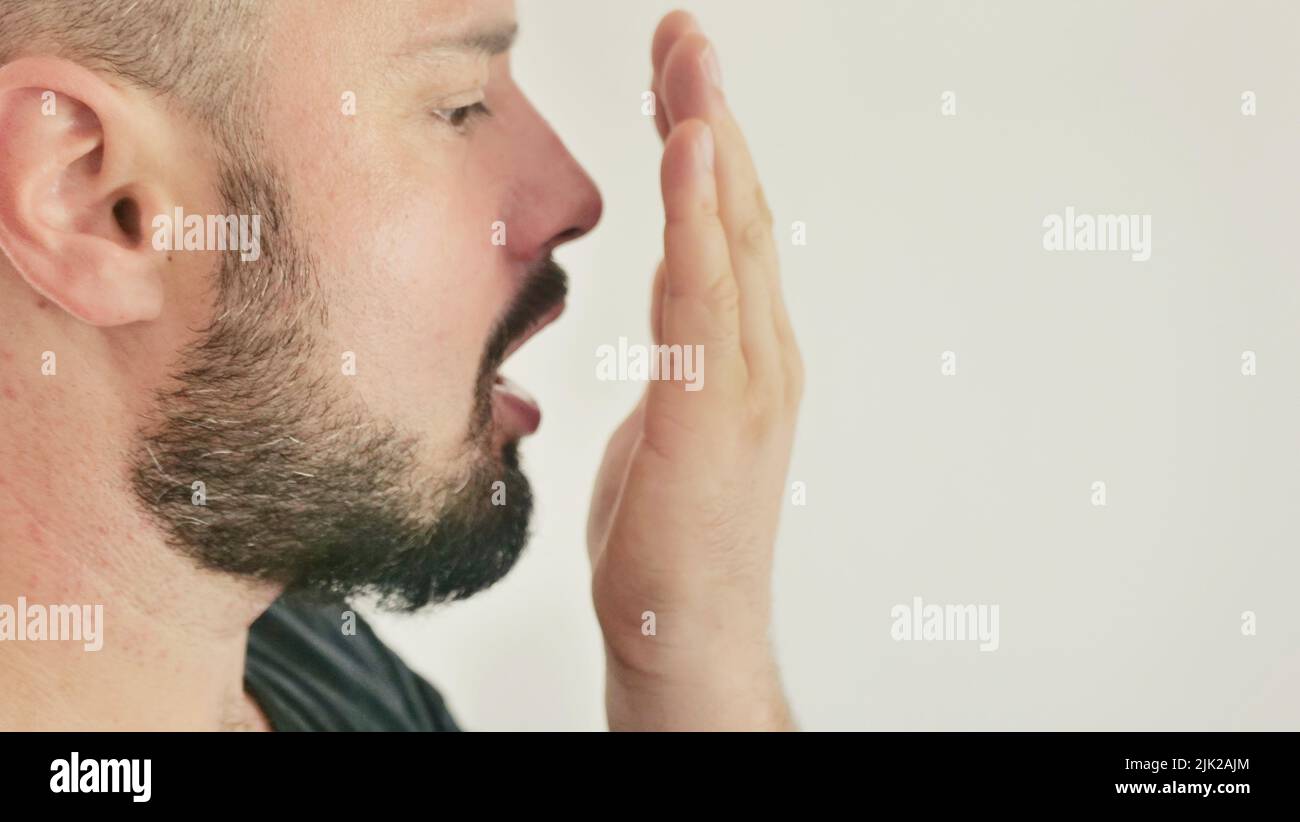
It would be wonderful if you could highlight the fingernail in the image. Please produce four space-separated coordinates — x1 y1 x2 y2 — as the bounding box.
696 124 714 174
701 44 723 92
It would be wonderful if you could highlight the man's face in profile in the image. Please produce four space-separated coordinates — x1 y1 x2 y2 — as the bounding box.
132 0 602 609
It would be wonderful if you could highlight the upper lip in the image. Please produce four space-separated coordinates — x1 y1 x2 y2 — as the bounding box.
500 300 566 366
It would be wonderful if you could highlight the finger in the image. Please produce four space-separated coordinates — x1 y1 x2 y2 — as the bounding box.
651 70 671 142
657 119 746 410
661 33 786 389
587 394 646 555
650 10 698 141
653 10 697 77
651 259 666 345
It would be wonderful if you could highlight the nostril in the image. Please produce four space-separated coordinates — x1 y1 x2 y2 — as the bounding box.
551 226 583 245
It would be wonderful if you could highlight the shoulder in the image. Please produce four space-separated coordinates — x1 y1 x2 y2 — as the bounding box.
245 594 460 732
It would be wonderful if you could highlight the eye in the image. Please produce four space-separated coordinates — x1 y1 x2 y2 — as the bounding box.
431 101 492 132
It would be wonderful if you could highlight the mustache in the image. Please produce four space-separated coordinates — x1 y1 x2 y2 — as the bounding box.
482 257 569 376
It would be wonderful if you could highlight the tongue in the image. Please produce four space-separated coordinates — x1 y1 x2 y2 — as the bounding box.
492 374 541 436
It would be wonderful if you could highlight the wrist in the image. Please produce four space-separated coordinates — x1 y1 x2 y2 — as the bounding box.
602 635 794 731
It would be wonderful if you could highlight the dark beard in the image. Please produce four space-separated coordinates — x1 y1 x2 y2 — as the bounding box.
130 157 539 612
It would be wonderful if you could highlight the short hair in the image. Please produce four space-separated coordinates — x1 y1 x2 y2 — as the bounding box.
0 0 263 130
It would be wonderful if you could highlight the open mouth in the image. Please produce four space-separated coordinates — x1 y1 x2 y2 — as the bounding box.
490 300 565 438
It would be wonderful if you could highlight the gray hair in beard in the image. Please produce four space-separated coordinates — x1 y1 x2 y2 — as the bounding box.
130 148 541 612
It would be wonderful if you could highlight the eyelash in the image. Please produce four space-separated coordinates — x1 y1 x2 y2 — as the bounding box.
431 101 492 132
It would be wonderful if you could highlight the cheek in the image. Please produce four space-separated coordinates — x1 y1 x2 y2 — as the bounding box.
321 187 510 451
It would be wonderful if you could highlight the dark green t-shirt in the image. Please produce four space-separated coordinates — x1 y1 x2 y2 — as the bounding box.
244 595 459 731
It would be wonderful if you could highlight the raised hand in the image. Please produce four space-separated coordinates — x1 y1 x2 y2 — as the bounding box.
587 11 803 731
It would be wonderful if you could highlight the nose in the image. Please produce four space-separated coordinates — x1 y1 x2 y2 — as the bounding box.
498 95 603 263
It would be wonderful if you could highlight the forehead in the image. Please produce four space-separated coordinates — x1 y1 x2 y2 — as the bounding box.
264 0 517 68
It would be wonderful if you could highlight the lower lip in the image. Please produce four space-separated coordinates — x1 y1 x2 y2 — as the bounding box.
492 374 541 437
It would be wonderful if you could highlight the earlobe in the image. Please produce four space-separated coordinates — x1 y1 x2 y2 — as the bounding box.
0 57 171 326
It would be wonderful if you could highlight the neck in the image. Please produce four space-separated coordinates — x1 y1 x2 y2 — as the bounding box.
0 312 280 729
0 494 281 730
0 274 282 723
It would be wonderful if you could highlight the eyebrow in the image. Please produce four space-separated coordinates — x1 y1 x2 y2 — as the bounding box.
402 21 518 60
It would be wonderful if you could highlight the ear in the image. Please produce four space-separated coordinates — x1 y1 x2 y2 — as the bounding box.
0 57 175 326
